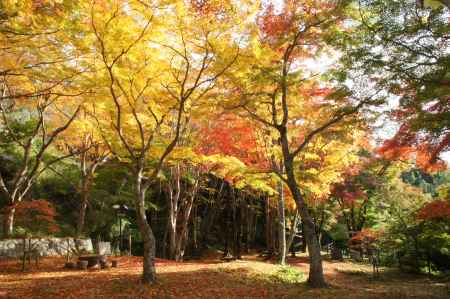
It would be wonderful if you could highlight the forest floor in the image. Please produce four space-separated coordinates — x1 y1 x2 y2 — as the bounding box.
0 252 448 299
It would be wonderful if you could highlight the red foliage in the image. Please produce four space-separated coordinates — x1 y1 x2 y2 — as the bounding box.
351 228 382 243
417 200 450 221
377 122 448 172
349 228 382 249
331 181 367 207
189 0 227 18
258 3 295 41
14 199 59 234
196 113 269 169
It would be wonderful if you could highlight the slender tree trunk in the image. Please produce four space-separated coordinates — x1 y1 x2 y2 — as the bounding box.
162 218 170 259
286 211 299 253
3 206 15 237
277 180 286 265
282 152 326 287
135 175 156 284
174 171 199 261
300 223 307 253
76 179 90 237
167 165 180 259
233 194 242 259
192 205 198 253
243 201 249 253
265 196 273 256
76 199 88 237
168 218 177 259
175 197 194 261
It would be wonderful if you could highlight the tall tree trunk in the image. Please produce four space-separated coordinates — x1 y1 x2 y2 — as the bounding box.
277 180 286 265
282 145 326 287
265 196 273 256
168 218 177 259
243 200 249 253
192 205 198 253
175 196 194 261
76 179 90 237
76 199 88 237
300 222 307 253
233 193 242 259
3 206 15 237
167 165 180 259
174 170 199 261
161 218 170 258
135 175 156 284
286 211 300 253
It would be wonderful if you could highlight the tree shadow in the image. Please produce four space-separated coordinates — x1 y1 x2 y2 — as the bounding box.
1 258 448 299
328 265 448 299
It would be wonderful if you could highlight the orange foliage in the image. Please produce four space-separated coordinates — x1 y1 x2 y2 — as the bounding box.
378 123 448 172
189 0 228 18
258 2 295 40
349 228 383 249
417 200 450 221
196 113 269 169
13 200 59 234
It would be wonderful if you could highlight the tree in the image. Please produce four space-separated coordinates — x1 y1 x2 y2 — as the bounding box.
0 95 80 237
222 0 378 287
87 0 244 283
331 156 383 235
57 110 110 237
340 0 449 170
0 0 88 236
13 199 59 236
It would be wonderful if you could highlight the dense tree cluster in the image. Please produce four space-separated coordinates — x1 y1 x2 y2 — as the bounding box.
0 0 448 288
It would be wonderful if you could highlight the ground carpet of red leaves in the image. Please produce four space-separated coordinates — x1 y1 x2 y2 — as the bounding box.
0 254 448 298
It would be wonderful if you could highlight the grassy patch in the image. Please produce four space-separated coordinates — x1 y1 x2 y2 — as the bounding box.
270 266 305 284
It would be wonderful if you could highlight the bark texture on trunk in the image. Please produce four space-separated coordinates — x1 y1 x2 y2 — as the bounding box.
167 165 181 260
174 195 194 261
265 196 273 256
135 177 156 284
286 211 299 253
284 160 326 287
277 180 286 265
281 131 326 288
76 187 89 237
3 206 15 237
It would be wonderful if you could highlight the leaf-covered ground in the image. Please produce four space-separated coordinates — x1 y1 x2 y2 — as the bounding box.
0 254 448 298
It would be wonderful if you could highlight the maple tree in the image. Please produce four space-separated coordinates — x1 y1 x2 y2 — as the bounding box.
330 155 383 235
13 199 59 236
57 109 110 237
82 0 249 283
339 0 449 171
0 0 88 236
0 0 449 294
219 0 382 287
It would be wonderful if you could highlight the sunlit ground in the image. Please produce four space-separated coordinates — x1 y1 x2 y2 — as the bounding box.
0 253 448 298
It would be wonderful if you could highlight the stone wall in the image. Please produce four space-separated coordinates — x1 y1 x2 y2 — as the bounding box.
0 238 93 259
97 241 112 255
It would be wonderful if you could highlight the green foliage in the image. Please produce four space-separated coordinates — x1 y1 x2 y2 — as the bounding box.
376 171 450 273
270 266 305 284
328 223 350 248
401 169 450 197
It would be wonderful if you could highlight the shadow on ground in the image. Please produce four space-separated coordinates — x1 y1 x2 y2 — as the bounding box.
0 257 448 299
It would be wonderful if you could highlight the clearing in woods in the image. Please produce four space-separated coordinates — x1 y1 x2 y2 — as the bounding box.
0 254 448 299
